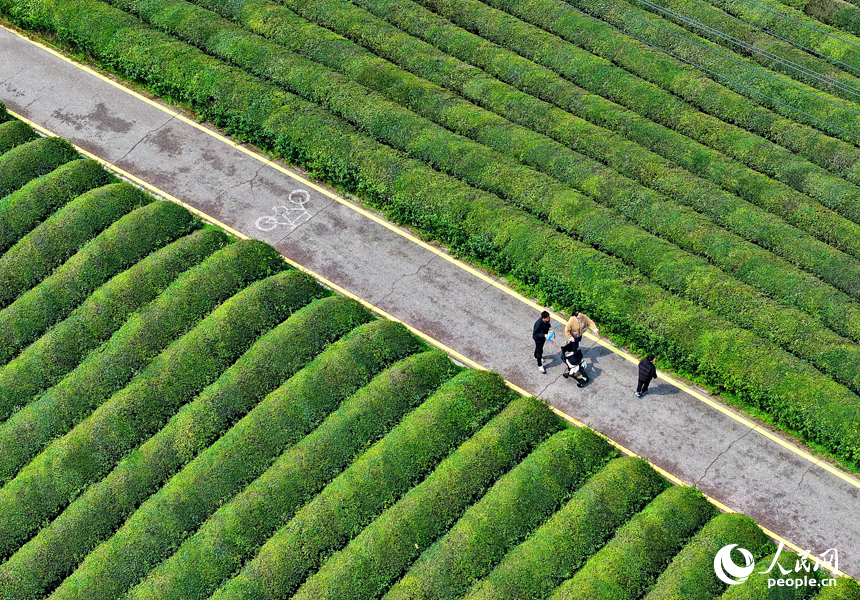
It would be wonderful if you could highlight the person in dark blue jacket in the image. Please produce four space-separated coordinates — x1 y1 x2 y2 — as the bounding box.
636 355 658 397
532 311 551 374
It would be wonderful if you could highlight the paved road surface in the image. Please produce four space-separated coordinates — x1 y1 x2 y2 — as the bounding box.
1 24 858 579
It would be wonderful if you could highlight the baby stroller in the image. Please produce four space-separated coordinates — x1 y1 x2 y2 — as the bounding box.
560 342 590 388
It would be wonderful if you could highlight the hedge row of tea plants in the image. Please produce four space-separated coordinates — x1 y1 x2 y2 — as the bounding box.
0 119 37 156
0 183 150 308
573 0 860 141
0 227 229 421
0 239 282 486
548 486 718 599
710 0 860 67
4 0 860 468
432 0 860 205
0 269 317 562
349 428 616 600
634 0 860 105
126 349 458 600
65 0 860 394
209 370 522 600
0 158 115 254
463 457 669 600
228 0 860 284
50 319 425 600
643 513 773 600
0 199 200 365
0 295 373 600
811 576 860 599
0 136 79 199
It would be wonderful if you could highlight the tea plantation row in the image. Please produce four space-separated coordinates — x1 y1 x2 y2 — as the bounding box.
2 0 860 470
2 118 858 598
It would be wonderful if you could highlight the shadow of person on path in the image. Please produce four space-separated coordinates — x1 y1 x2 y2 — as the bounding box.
540 353 565 371
575 344 610 383
638 384 680 398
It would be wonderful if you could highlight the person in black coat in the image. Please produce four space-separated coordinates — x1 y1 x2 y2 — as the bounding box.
636 355 657 397
532 311 551 374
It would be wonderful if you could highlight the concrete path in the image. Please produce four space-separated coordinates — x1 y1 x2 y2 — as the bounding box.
1 24 858 579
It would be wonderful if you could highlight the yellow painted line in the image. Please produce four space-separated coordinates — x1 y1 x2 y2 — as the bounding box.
8 51 860 488
546 408 846 578
6 23 856 489
6 106 852 583
5 7 859 494
7 21 860 554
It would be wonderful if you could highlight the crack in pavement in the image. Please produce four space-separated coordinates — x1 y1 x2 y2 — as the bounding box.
467 280 493 300
115 115 177 164
210 159 268 206
0 66 26 85
537 372 566 398
790 463 816 498
373 253 437 308
695 425 756 488
22 92 52 113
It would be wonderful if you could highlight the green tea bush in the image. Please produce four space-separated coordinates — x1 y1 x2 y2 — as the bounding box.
0 227 228 422
0 120 38 156
127 349 457 600
312 0 860 270
633 0 860 106
549 486 717 600
708 0 860 73
0 269 315 562
50 319 423 600
831 5 860 37
812 577 860 599
0 159 114 254
0 295 375 600
0 239 283 487
572 0 860 141
326 427 616 600
0 200 200 366
133 0 860 349
0 183 150 309
210 370 520 600
6 0 860 467
643 513 773 600
0 136 79 199
418 0 860 217
463 457 667 600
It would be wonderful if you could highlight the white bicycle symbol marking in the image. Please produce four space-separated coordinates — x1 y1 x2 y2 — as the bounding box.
255 189 311 231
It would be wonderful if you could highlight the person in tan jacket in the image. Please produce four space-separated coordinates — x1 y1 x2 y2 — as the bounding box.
563 310 599 350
